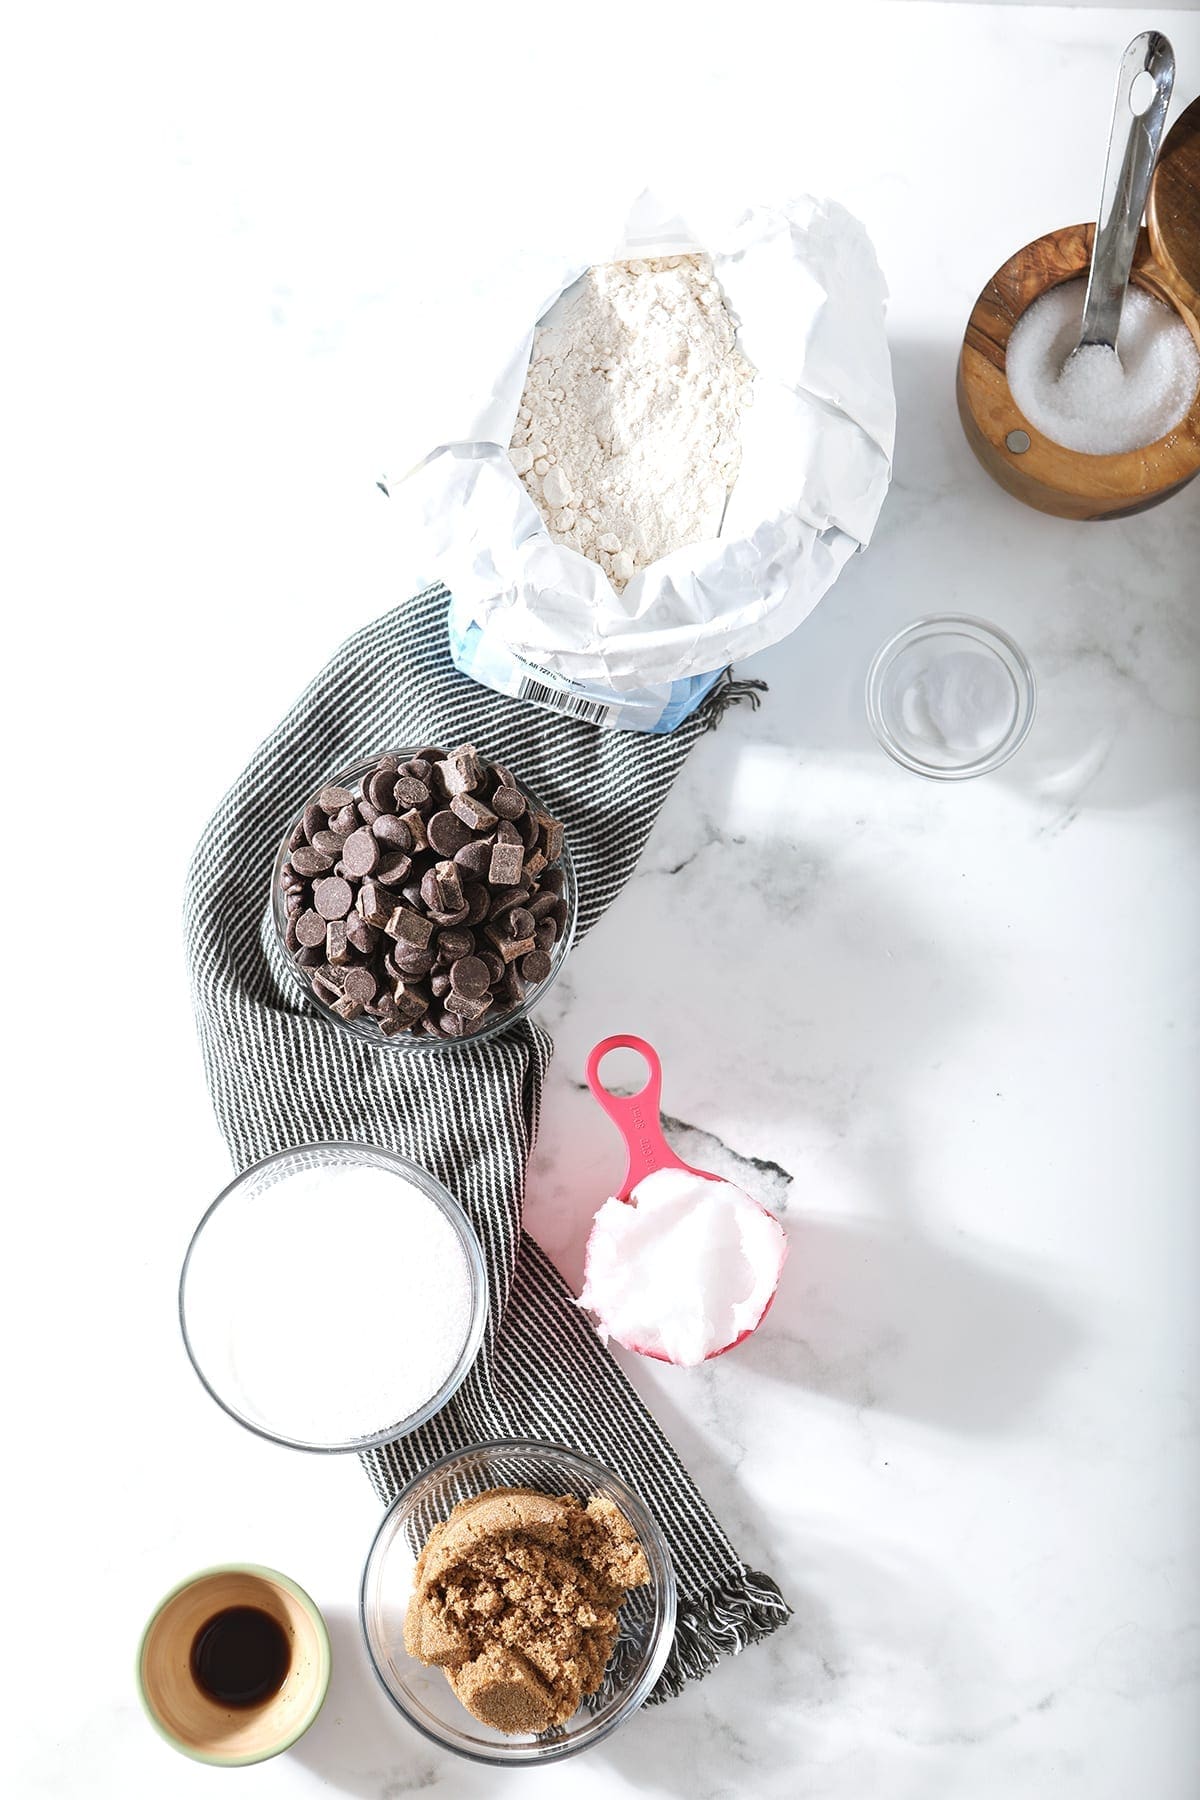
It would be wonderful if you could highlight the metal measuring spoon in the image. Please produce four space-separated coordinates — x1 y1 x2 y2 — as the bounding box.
1068 31 1175 365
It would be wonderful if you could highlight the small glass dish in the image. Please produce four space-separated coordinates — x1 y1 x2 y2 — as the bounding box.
360 1439 677 1766
180 1143 488 1453
270 750 577 1050
865 615 1036 779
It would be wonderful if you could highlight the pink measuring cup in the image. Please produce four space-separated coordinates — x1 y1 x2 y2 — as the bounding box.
584 1034 785 1360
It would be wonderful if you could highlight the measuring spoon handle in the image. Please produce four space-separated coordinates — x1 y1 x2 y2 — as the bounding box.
1078 30 1175 352
585 1035 697 1201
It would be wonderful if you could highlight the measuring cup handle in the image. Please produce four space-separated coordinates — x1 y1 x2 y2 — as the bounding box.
585 1035 687 1200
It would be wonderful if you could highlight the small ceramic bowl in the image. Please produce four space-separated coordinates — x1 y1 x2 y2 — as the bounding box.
360 1440 677 1766
270 749 577 1051
137 1564 331 1766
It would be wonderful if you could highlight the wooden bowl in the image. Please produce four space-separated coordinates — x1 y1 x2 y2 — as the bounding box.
956 221 1200 520
137 1564 331 1766
958 93 1200 519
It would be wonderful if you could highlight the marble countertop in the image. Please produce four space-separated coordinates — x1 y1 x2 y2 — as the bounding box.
8 4 1198 1797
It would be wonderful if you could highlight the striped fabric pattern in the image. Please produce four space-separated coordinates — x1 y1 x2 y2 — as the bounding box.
184 582 789 1700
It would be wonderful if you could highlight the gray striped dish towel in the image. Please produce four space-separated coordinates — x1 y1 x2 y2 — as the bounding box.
184 581 789 1700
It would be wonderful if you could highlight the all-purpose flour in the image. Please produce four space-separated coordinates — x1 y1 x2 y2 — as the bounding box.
509 257 753 592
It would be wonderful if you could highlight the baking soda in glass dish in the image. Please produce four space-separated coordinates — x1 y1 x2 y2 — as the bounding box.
1006 278 1199 455
183 1162 475 1446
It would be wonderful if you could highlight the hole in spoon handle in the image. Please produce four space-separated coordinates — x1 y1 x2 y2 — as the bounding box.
585 1035 681 1200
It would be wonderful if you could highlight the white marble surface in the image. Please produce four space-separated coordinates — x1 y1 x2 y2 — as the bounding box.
7 4 1199 1796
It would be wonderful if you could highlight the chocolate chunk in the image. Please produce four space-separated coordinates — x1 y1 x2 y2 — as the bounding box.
313 876 353 920
318 784 355 813
435 744 483 798
453 839 493 878
342 827 379 878
393 980 430 1020
520 948 552 984
375 852 413 888
394 775 430 809
491 784 526 820
326 919 351 965
385 905 434 949
484 922 536 963
345 912 378 955
295 909 328 948
444 987 493 1020
427 809 474 855
401 807 430 852
357 880 392 927
488 840 525 886
434 861 464 913
450 792 498 832
522 850 548 883
419 868 442 912
450 955 490 999
291 845 334 877
372 814 412 850
342 965 377 1004
495 819 523 845
331 992 365 1022
311 971 342 1005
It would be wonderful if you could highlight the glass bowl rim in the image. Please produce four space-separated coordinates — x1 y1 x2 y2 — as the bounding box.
179 1141 489 1454
865 612 1037 780
269 748 578 1052
358 1436 678 1766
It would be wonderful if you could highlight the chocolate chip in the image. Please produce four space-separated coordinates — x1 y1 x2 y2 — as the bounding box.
508 907 535 941
311 829 348 858
484 922 536 963
366 769 397 813
528 890 557 919
542 867 565 896
341 827 379 878
520 948 552 984
393 943 435 977
375 852 413 887
302 803 327 842
285 917 299 952
342 965 377 1004
291 845 334 877
437 929 473 961
296 944 324 968
430 970 451 998
535 917 558 952
496 818 523 845
357 799 380 826
288 823 307 852
295 909 327 948
463 882 490 926
427 809 474 855
491 785 526 820
450 955 490 999
478 948 504 984
453 839 493 878
313 876 353 920
318 784 355 813
372 814 412 850
394 776 430 809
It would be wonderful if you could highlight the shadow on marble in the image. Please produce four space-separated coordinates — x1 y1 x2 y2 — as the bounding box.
724 336 1200 817
289 1602 447 1797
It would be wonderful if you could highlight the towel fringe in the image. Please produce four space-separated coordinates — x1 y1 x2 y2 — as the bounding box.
700 668 769 730
648 1564 792 1701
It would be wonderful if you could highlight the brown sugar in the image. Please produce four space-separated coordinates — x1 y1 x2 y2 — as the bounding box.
403 1486 651 1734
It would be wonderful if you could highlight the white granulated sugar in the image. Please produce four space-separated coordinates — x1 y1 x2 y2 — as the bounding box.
1006 279 1200 455
509 256 753 592
184 1163 474 1445
579 1167 786 1367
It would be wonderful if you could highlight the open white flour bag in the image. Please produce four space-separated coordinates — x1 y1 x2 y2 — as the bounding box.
388 195 895 732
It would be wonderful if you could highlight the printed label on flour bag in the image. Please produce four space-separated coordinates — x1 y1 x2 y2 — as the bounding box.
447 593 724 734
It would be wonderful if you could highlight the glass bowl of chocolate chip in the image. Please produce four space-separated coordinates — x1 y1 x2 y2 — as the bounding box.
270 746 576 1047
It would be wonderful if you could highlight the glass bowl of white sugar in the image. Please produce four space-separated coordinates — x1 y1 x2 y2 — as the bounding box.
866 615 1036 780
180 1143 488 1452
